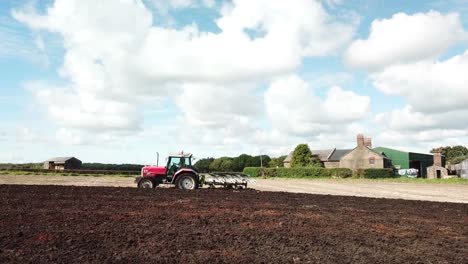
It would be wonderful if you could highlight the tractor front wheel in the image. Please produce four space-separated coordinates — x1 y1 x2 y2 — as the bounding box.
138 178 154 189
176 174 198 190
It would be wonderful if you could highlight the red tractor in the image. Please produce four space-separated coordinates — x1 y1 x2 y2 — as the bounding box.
135 152 252 190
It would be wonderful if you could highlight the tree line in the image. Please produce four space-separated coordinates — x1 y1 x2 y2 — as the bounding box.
430 145 468 164
194 154 287 172
81 163 144 171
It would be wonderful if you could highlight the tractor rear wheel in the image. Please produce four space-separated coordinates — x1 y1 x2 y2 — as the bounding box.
138 178 154 189
176 174 198 190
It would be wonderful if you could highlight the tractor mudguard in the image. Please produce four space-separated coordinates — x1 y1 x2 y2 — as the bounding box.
172 168 198 184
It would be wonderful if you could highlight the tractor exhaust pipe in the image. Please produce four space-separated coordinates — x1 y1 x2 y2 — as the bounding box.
156 152 159 166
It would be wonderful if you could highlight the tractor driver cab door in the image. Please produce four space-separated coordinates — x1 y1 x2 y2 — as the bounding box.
166 157 184 181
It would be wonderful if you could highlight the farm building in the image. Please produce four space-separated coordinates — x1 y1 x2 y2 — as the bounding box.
323 149 352 168
339 135 392 171
283 134 456 174
284 149 334 168
373 147 435 178
44 157 82 170
452 159 468 179
426 153 449 179
283 149 352 168
283 135 391 171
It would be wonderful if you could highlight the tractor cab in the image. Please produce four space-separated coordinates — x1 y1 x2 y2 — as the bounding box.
165 153 193 181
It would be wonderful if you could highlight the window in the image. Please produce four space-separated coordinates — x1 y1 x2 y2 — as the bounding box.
169 157 181 167
369 157 375 165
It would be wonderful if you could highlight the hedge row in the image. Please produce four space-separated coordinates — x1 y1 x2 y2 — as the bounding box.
243 167 353 178
243 167 264 177
356 168 397 179
243 167 396 179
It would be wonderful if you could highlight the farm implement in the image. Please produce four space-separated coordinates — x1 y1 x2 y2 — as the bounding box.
135 152 254 190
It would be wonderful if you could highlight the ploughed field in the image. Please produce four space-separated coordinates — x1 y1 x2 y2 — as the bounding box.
0 185 467 263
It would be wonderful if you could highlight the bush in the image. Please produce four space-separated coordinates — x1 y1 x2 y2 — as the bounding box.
327 168 353 178
361 169 396 179
354 169 364 178
242 167 353 178
243 167 263 177
243 167 395 179
267 167 326 178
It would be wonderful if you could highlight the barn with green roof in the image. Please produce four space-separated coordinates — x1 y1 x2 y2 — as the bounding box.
373 147 435 178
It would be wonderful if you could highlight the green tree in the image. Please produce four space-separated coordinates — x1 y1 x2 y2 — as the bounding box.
209 157 234 172
268 158 279 168
249 155 271 167
277 155 287 167
194 158 214 172
232 154 253 171
291 144 313 167
431 145 468 163
290 144 322 167
221 159 234 171
310 155 322 167
268 155 287 168
450 155 468 164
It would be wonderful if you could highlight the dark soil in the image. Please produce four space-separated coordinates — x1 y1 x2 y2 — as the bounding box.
0 185 467 264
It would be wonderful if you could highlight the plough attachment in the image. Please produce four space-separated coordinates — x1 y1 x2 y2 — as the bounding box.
201 172 256 189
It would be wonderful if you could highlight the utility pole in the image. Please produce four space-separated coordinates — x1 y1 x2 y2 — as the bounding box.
259 149 263 168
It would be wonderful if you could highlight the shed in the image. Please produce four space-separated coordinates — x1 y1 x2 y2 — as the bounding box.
44 157 82 170
452 159 468 179
373 147 435 178
426 153 448 179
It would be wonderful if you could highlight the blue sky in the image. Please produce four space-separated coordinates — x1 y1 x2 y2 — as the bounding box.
1 0 468 163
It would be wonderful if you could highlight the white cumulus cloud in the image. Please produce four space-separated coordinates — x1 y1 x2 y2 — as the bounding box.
344 11 467 70
343 10 468 149
13 0 358 148
371 50 468 113
26 81 142 132
371 50 468 147
264 75 370 137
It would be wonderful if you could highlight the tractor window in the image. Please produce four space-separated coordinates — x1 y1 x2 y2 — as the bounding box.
167 157 182 176
169 157 181 168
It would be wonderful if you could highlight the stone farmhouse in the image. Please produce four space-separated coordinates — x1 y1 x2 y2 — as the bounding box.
284 134 442 178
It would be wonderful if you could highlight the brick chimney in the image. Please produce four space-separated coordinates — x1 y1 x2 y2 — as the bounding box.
433 153 442 167
357 134 365 147
364 137 372 148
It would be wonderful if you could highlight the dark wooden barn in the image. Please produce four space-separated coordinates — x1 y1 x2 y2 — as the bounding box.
43 157 82 170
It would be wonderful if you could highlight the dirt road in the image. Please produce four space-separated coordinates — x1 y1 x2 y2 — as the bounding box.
253 178 468 203
0 174 467 203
